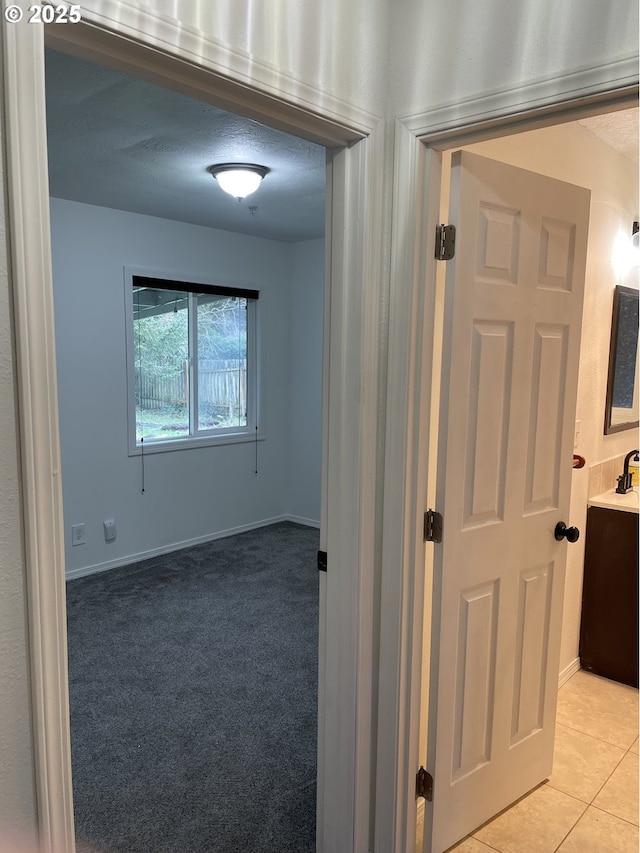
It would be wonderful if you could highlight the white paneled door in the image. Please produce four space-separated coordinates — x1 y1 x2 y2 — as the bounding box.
424 152 590 853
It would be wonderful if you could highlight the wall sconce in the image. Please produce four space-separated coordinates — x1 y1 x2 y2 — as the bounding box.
612 220 640 281
207 163 269 201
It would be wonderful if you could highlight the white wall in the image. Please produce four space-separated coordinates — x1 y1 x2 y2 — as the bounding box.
50 198 323 577
288 239 325 524
390 0 638 119
0 102 37 837
464 120 639 675
76 0 390 122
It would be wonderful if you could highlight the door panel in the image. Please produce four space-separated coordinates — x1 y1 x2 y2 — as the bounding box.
511 563 552 743
452 579 499 779
465 320 512 525
424 151 590 853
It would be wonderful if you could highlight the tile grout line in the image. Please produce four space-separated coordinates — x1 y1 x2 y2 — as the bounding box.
552 802 590 853
555 718 637 751
553 713 637 818
589 802 640 828
545 778 590 807
471 783 588 853
585 745 632 806
591 743 639 825
466 835 502 852
457 672 637 853
540 781 593 810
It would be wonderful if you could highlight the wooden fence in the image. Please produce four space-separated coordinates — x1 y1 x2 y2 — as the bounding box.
136 359 246 417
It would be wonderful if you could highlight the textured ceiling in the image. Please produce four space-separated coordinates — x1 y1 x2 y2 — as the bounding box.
578 107 639 164
44 50 326 243
45 50 637 243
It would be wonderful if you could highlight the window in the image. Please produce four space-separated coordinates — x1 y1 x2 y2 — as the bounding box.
127 273 258 452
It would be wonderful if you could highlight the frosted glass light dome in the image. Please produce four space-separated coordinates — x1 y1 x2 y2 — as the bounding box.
207 163 269 200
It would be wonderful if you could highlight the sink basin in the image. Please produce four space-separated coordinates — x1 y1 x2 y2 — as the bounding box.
589 488 639 514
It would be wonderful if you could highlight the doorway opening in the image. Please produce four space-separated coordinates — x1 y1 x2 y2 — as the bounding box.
45 45 327 852
7 16 384 851
416 102 639 853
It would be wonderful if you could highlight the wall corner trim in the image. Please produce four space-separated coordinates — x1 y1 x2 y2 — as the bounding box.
558 658 581 689
65 515 321 581
401 54 639 139
44 1 380 145
3 18 76 853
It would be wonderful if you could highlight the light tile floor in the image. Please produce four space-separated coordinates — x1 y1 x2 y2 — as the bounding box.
444 670 639 853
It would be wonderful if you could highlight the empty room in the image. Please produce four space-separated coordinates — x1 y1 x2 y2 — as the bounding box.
45 47 326 853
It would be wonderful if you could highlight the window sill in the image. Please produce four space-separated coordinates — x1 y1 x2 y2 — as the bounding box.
128 431 265 456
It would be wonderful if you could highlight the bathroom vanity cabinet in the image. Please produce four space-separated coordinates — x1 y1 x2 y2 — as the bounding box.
579 504 638 688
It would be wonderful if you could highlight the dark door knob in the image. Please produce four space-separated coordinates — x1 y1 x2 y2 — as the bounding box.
554 521 580 543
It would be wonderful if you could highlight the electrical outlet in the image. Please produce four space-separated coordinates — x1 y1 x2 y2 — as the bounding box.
103 518 117 542
71 523 86 546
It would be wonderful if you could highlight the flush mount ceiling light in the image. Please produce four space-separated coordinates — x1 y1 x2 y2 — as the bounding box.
207 163 270 201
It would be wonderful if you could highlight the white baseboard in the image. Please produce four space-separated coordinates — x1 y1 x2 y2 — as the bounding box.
287 514 321 529
65 514 320 581
558 657 581 688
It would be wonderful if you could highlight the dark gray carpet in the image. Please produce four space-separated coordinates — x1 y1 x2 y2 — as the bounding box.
66 521 319 853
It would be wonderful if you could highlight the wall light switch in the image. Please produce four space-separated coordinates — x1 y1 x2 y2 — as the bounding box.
103 518 117 542
71 523 86 546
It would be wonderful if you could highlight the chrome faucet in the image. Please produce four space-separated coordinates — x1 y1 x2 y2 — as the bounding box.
615 449 639 494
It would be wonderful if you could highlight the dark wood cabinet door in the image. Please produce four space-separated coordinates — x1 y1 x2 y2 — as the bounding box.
579 506 639 688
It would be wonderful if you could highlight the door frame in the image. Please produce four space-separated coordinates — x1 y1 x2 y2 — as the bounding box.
2 9 387 853
375 78 639 853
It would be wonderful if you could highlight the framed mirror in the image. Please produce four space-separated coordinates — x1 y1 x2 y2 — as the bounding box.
604 285 639 434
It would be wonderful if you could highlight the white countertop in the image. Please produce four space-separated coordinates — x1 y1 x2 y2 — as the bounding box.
589 488 639 514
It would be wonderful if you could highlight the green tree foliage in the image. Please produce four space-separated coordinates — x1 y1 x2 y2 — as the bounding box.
197 296 247 361
134 293 247 376
134 305 188 380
